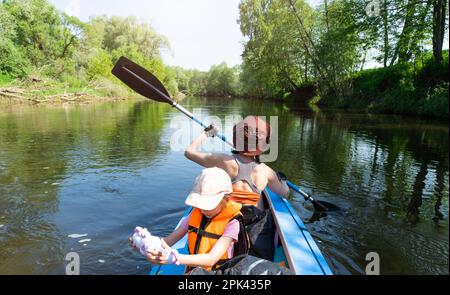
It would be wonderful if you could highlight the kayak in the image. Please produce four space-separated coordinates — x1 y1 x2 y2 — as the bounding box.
149 188 333 275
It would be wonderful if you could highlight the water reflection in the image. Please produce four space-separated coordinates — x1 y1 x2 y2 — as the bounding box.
0 101 169 274
281 109 449 274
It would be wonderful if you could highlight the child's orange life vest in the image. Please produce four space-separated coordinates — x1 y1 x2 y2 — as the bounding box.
187 201 243 270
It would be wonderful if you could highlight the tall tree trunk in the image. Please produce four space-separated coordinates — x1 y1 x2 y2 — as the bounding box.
433 0 447 65
304 58 309 83
406 0 433 62
382 0 389 67
360 47 368 71
287 0 327 83
324 0 338 94
390 0 418 65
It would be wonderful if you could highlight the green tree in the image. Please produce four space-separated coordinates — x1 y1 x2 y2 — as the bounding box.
86 16 177 94
239 0 315 98
1 0 83 68
172 66 192 94
0 36 30 78
312 0 363 98
206 62 237 96
239 0 363 99
85 48 113 80
189 70 208 95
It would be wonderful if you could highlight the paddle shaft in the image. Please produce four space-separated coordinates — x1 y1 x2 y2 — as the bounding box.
287 181 318 203
121 66 233 147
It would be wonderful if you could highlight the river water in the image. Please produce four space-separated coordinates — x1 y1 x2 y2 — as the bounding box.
0 97 448 274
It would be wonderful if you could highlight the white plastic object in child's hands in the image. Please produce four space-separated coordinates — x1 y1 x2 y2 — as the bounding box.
131 226 165 256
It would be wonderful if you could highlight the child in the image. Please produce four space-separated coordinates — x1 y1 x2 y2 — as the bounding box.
136 167 249 270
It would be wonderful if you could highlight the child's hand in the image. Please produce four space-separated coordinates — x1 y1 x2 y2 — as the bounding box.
146 249 168 265
128 236 139 251
145 239 178 265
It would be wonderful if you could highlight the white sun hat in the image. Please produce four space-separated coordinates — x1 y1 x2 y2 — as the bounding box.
185 167 233 211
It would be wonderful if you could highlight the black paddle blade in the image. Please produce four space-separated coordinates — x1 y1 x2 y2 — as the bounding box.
313 200 340 212
112 56 172 104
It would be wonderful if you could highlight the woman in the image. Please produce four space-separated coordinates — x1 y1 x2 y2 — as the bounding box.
184 116 289 207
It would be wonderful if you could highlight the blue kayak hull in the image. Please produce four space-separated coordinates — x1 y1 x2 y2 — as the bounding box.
149 188 333 275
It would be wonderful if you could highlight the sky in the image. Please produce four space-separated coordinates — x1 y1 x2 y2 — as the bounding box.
49 0 323 71
48 0 240 71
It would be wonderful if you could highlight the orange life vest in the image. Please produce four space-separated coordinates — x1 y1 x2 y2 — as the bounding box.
228 188 261 206
187 201 243 270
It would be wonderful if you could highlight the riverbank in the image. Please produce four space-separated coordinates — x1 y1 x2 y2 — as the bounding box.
297 52 449 120
0 75 134 105
0 87 130 105
0 75 187 105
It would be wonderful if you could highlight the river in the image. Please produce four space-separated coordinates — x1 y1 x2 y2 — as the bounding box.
0 97 448 274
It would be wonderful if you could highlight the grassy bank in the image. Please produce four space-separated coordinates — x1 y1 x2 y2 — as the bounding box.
313 51 449 119
0 74 137 104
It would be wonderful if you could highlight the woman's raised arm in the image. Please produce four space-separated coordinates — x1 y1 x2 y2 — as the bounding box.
184 132 234 172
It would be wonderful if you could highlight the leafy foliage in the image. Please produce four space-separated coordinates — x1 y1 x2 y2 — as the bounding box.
0 0 447 119
237 0 448 118
0 0 178 97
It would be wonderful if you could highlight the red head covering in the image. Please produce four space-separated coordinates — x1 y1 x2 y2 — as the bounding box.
233 116 271 156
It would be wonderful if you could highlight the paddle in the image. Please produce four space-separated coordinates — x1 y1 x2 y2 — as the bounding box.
112 56 339 212
287 181 339 211
276 172 339 212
